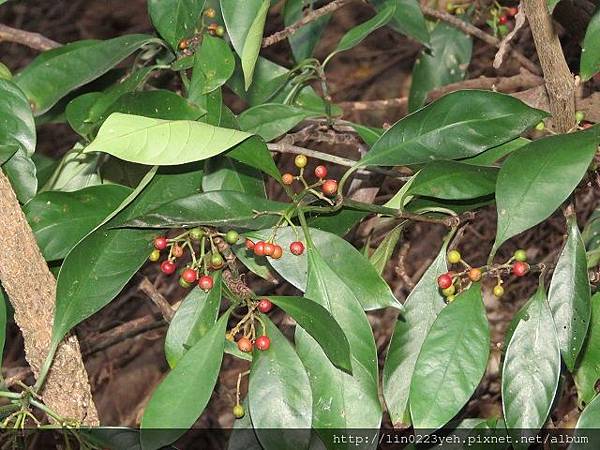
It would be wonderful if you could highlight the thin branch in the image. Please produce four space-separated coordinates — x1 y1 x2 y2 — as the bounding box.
262 0 353 48
139 277 175 322
421 6 542 75
521 0 576 132
0 24 60 50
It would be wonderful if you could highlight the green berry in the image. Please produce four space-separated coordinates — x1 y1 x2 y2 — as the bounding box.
233 404 245 418
149 249 161 262
442 285 456 297
189 227 204 240
513 249 527 262
179 277 192 288
576 111 585 122
447 250 461 264
535 121 545 131
211 253 224 267
225 230 239 245
493 285 504 297
294 154 308 168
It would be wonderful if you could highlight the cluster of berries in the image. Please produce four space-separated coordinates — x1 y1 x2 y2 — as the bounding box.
282 155 338 197
245 238 305 259
436 248 530 302
178 8 224 51
149 228 240 292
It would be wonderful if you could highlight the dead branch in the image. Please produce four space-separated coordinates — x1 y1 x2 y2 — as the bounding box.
0 24 60 50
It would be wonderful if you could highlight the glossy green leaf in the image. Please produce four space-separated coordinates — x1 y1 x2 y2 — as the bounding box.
410 284 489 430
295 246 381 442
581 9 600 81
203 156 265 197
248 226 401 311
124 190 287 230
378 0 429 44
195 34 235 94
32 153 58 188
493 130 598 255
574 293 600 407
227 136 281 182
24 184 132 261
231 244 274 281
383 237 449 426
284 0 331 62
84 113 251 165
408 161 498 200
350 123 383 147
141 312 229 450
14 35 157 114
502 285 561 433
0 79 35 165
249 318 312 450
148 0 204 50
369 223 403 275
42 145 102 192
408 21 472 112
52 166 203 346
307 208 368 237
548 215 591 371
572 393 600 450
165 275 222 368
221 0 269 90
3 148 37 203
325 3 395 65
462 137 530 166
360 90 547 167
238 104 315 141
268 296 351 373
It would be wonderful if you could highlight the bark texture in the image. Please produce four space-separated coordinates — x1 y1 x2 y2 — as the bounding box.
0 170 98 424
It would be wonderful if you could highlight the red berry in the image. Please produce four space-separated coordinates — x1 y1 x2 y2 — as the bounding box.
154 236 168 250
257 298 273 313
263 242 275 256
245 239 255 250
322 179 338 196
282 173 294 185
507 7 518 16
160 260 176 275
182 268 197 283
290 241 305 256
512 261 529 277
255 335 270 351
254 241 266 256
271 245 283 260
172 244 184 258
314 165 327 179
237 337 253 353
499 15 508 24
198 275 214 291
437 273 453 289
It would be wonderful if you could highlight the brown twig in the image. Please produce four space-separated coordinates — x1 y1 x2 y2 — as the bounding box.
139 277 175 322
521 0 576 132
262 0 353 48
421 6 541 75
0 24 60 50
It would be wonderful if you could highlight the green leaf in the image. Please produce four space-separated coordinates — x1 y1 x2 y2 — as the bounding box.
32 153 59 188
408 21 472 112
572 394 600 449
248 226 401 311
369 223 403 275
41 145 102 193
164 275 222 368
383 237 449 426
360 90 547 167
502 285 561 433
238 104 315 141
228 400 262 450
548 215 591 371
295 247 381 442
221 0 269 90
3 148 37 203
194 34 235 94
580 9 600 81
325 3 395 65
148 0 205 50
268 296 352 373
574 293 600 407
408 161 498 200
410 284 489 430
547 0 560 13
462 137 530 166
84 113 251 165
0 79 35 165
226 136 281 181
231 244 274 281
372 0 429 45
14 35 157 114
493 130 598 255
141 312 229 450
248 318 312 450
24 185 132 261
284 0 331 62
203 156 265 197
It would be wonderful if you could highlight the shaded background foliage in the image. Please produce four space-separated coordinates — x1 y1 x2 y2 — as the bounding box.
1 0 599 446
